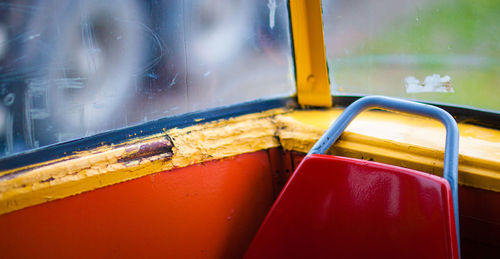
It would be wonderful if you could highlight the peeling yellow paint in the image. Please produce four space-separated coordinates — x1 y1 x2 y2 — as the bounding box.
276 109 500 192
0 108 287 215
1 107 500 215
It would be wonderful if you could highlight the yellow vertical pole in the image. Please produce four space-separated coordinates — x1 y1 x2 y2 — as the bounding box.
289 0 332 107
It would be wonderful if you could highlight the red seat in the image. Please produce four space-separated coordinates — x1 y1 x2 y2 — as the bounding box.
245 154 459 259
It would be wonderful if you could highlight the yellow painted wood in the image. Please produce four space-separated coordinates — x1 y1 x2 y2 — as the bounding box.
289 0 332 107
2 107 500 215
276 109 500 192
0 109 287 215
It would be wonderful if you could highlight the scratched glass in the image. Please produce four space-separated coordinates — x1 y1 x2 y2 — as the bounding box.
0 0 294 157
322 0 500 111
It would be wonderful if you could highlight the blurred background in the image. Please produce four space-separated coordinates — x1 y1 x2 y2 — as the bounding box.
0 0 498 158
322 0 499 111
0 0 294 157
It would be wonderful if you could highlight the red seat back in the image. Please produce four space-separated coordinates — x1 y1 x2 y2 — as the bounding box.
245 155 459 259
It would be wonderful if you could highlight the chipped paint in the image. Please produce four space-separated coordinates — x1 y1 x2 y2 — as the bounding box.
0 108 287 215
276 109 500 192
1 107 500 215
122 136 173 161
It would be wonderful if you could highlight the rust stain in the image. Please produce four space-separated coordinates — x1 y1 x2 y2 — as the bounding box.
0 108 288 215
3 107 499 215
121 136 174 162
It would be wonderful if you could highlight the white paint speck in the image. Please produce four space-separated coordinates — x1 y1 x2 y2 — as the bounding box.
268 0 277 29
405 74 454 93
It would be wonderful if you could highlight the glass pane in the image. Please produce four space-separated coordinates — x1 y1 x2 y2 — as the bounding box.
323 0 499 110
0 0 294 157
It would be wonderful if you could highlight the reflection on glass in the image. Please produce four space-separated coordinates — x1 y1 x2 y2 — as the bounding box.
0 0 294 157
323 0 499 110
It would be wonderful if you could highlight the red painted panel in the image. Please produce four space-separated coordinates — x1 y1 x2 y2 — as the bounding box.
291 151 305 170
287 151 500 257
268 149 295 198
459 186 500 257
246 154 459 259
460 186 500 226
1 149 498 258
0 151 275 258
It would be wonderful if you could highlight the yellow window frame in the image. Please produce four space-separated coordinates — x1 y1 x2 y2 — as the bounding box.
289 0 332 107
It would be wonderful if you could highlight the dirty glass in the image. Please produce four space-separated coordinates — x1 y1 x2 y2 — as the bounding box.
0 0 294 157
322 0 499 111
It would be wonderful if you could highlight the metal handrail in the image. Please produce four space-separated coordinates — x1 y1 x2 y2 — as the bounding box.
309 95 460 254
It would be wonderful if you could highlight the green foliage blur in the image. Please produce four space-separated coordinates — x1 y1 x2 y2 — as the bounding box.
329 0 500 111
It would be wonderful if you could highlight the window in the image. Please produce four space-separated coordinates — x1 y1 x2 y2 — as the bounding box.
323 0 499 111
0 0 294 157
